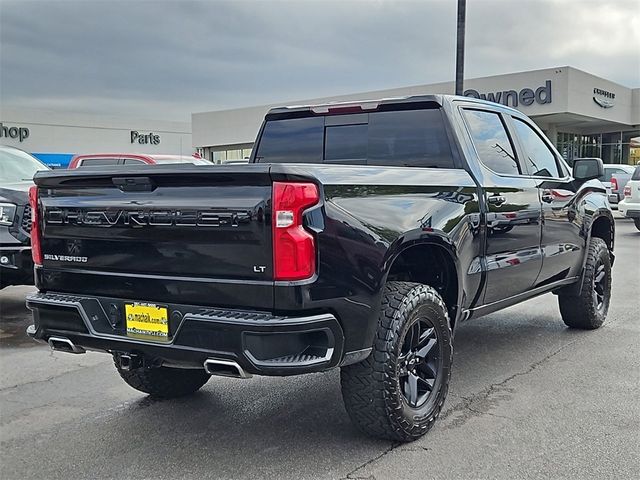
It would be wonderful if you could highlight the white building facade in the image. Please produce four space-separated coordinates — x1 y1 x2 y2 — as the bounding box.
193 66 640 165
0 108 192 167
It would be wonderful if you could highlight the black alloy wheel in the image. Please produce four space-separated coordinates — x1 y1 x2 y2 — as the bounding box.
593 262 607 311
558 237 611 330
341 282 452 441
398 319 441 408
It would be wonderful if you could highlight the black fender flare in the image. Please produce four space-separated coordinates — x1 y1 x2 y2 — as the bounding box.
380 230 466 328
560 209 615 297
584 208 615 263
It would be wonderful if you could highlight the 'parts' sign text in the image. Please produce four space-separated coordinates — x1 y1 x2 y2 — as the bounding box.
131 131 160 145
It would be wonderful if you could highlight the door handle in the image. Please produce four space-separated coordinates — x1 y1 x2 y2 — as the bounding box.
541 189 554 203
487 195 506 206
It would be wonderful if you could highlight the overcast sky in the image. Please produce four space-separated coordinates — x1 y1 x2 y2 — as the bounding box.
1 0 638 121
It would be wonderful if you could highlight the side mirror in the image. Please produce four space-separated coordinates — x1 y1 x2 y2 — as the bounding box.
573 158 603 181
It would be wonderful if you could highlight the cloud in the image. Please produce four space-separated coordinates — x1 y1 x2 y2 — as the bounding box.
1 0 638 121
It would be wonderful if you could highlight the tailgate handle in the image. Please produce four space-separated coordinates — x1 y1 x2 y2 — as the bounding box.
113 177 156 192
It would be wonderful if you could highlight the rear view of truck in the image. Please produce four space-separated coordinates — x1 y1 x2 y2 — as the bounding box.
27 165 345 386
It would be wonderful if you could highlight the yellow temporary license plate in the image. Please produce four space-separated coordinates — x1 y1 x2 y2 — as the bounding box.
125 302 169 342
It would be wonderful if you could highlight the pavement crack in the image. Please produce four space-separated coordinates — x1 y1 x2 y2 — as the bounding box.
441 337 582 427
483 336 581 390
342 441 400 480
342 339 585 478
0 360 106 392
0 374 59 392
464 403 512 420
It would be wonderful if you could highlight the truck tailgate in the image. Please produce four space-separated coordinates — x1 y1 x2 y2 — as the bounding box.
34 165 274 301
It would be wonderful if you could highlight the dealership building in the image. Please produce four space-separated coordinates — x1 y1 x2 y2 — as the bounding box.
2 66 638 168
0 108 192 167
192 66 640 165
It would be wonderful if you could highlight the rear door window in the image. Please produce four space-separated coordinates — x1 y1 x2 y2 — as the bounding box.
462 109 521 175
255 107 456 168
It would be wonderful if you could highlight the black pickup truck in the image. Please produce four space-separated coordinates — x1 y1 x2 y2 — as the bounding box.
26 95 614 441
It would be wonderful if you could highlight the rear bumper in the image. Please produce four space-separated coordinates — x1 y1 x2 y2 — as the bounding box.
26 292 357 376
618 201 640 218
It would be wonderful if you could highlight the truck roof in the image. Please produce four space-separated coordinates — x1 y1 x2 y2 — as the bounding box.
266 94 520 116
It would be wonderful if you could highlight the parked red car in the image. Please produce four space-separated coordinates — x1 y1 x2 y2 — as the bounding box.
68 153 209 168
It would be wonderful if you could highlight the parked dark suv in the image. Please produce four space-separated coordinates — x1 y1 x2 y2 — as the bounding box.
0 145 48 288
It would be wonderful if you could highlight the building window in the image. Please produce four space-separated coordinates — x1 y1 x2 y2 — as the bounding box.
556 130 639 166
212 151 227 163
207 146 253 164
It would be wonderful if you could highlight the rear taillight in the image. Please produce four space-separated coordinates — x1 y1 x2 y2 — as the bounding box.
272 182 319 281
28 186 43 266
624 185 632 197
611 177 618 191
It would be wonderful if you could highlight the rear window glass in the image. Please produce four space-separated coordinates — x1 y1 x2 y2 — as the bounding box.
255 117 324 164
325 124 368 161
367 110 452 167
633 166 640 181
603 167 627 181
78 158 120 166
255 108 455 168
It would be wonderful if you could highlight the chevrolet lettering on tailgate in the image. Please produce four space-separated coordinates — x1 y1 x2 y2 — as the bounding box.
45 208 251 227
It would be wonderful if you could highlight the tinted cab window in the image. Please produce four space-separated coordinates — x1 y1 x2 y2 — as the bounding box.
255 117 324 164
463 109 520 175
512 118 561 178
255 107 455 168
367 110 452 167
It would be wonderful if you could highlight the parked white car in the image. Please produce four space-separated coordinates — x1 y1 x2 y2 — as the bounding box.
618 165 640 231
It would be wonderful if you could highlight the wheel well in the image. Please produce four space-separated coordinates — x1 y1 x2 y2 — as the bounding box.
590 216 613 251
387 244 459 325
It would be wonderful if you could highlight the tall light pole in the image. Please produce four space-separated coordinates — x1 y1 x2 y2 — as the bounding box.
455 0 466 95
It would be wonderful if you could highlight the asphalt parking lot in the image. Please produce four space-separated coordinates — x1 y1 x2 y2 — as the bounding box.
1 218 638 480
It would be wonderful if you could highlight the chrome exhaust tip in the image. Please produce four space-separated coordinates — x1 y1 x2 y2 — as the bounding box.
204 358 251 379
47 336 85 354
